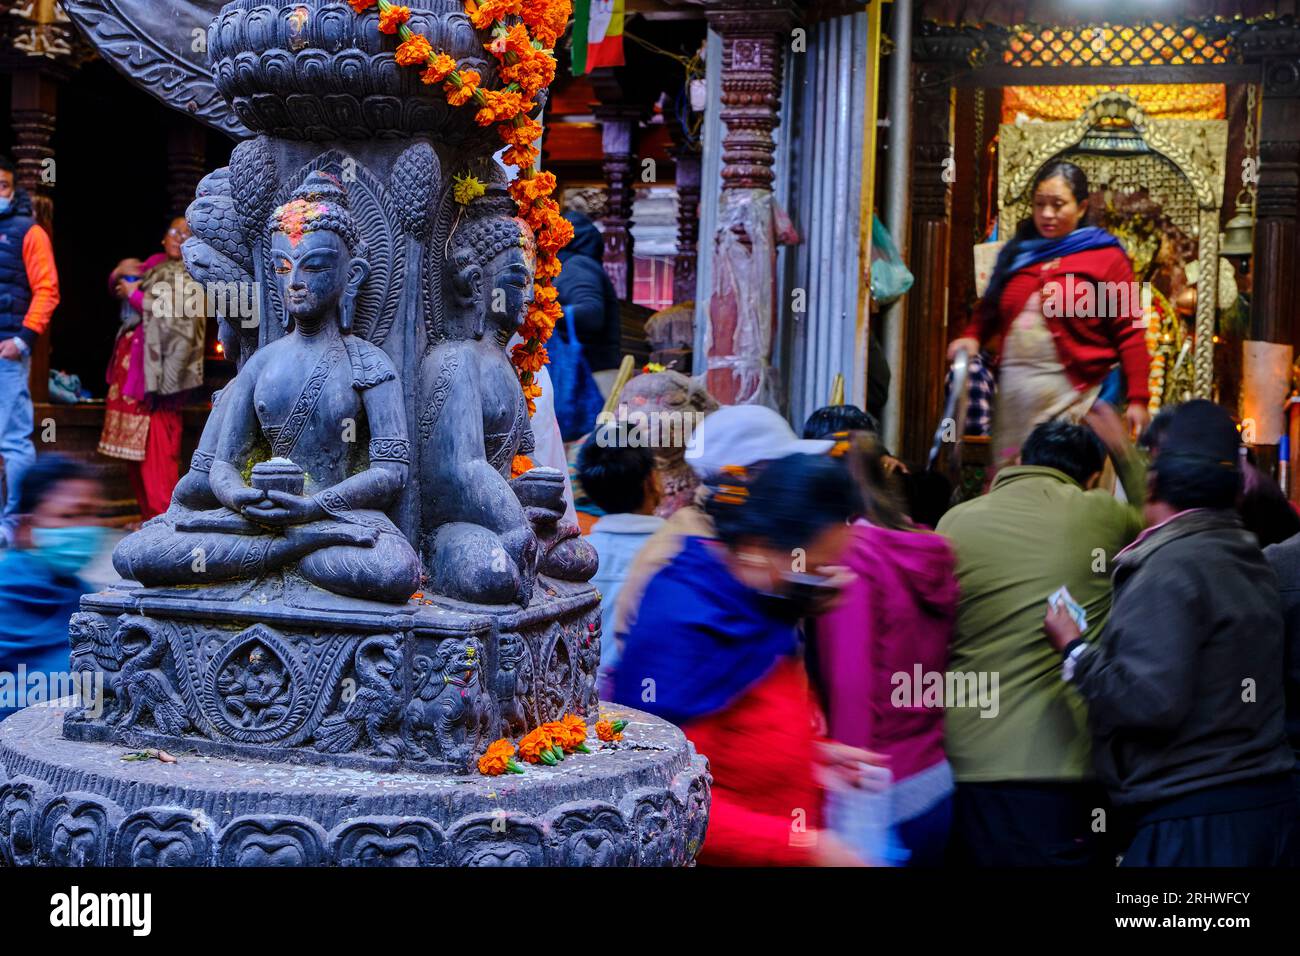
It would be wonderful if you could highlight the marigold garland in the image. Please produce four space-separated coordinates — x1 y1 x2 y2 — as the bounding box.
363 0 574 418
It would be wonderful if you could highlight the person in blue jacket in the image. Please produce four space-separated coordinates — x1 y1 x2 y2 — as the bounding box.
0 455 106 721
556 212 621 377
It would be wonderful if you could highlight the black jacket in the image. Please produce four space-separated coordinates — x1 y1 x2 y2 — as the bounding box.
555 212 621 371
1072 509 1294 806
1263 533 1300 766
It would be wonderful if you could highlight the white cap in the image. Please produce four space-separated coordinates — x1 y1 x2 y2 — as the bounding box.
686 404 834 478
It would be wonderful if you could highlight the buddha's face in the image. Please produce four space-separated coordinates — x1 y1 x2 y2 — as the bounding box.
271 228 352 329
483 242 535 332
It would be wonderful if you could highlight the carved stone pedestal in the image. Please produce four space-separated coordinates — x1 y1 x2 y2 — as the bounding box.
1 702 709 867
59 581 603 776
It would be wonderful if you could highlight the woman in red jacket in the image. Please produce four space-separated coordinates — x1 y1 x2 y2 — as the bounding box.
614 453 878 865
948 161 1150 466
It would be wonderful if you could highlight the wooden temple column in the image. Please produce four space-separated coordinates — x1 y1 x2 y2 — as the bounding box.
1240 23 1300 480
670 142 702 306
701 0 795 405
591 70 641 301
894 36 973 465
166 119 209 218
10 69 59 403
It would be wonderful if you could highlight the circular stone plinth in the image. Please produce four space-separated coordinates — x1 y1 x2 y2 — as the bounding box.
0 704 710 867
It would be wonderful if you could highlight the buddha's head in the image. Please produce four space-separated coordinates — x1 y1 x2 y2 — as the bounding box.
268 170 369 333
446 193 536 341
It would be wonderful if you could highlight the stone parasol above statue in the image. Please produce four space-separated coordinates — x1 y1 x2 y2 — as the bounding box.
0 0 710 868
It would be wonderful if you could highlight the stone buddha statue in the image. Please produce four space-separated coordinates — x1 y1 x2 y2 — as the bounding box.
417 193 541 605
416 192 597 607
113 171 420 604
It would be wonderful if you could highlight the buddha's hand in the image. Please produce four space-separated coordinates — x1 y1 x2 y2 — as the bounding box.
226 486 268 511
243 490 325 527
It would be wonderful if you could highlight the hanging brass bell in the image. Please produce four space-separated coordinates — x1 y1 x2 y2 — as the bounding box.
1219 192 1255 257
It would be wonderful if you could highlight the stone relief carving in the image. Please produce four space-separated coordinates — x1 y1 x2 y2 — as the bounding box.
402 635 492 766
216 816 328 868
38 793 123 867
313 634 405 757
493 631 535 738
329 817 446 867
114 808 213 867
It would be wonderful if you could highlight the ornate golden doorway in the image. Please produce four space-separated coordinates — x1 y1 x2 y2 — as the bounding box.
997 91 1228 401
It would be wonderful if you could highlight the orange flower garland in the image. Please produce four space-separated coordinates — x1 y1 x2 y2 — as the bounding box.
363 0 573 418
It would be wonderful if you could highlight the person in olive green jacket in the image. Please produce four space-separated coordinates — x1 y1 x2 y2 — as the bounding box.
936 403 1143 866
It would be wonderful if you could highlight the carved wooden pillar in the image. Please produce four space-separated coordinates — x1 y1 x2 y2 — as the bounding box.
701 0 794 405
11 71 58 231
592 95 640 301
1240 25 1300 480
670 144 701 305
896 48 962 465
166 119 209 217
10 70 59 404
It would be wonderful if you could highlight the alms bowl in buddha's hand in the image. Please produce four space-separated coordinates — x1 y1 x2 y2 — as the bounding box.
251 457 307 497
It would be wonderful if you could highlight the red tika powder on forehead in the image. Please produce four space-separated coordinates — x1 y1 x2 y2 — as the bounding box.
274 198 330 247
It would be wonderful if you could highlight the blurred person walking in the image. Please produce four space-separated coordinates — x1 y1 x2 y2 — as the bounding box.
1047 400 1297 866
0 155 60 546
0 456 105 722
809 428 959 866
937 405 1144 865
577 433 663 696
614 453 874 865
611 404 833 649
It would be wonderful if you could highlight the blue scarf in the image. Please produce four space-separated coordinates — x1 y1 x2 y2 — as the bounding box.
984 225 1123 314
612 536 798 726
0 550 85 719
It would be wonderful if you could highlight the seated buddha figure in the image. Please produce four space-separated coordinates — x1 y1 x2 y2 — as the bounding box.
418 192 542 606
113 171 420 604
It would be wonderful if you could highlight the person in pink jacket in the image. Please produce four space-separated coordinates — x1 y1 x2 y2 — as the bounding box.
808 410 960 865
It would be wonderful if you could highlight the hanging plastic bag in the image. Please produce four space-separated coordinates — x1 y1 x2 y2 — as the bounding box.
869 215 914 305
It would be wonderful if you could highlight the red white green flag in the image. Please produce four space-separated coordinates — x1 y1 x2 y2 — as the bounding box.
571 0 625 75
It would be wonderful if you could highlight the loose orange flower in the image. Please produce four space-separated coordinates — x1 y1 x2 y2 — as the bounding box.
377 3 410 33
420 52 458 85
348 0 377 12
444 69 481 107
477 737 524 775
394 34 433 66
595 719 626 743
533 284 558 305
517 726 558 764
558 714 591 752
510 454 534 478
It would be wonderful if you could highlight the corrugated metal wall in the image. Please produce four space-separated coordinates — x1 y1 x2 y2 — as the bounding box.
781 11 871 430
